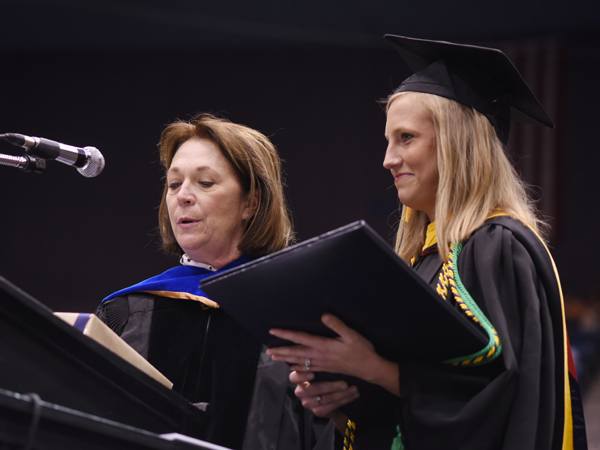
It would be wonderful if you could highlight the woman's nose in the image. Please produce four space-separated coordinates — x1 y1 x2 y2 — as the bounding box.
177 181 194 204
383 146 400 170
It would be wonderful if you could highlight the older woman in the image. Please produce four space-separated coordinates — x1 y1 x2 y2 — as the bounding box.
267 37 586 449
96 114 332 450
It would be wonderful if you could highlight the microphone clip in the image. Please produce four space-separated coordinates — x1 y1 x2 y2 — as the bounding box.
0 152 47 174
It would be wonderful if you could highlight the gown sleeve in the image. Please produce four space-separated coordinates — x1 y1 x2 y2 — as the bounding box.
94 296 130 336
95 293 336 450
400 221 559 450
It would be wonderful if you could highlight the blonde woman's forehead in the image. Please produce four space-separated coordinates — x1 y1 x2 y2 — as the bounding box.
386 94 434 137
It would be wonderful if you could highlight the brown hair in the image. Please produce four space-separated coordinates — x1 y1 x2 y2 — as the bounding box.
386 92 546 262
158 113 293 257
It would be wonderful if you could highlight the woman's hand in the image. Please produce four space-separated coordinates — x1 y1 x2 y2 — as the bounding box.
268 314 376 378
289 371 358 433
267 314 400 396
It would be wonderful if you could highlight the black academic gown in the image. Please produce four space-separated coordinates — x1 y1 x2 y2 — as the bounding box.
399 216 586 450
96 292 335 450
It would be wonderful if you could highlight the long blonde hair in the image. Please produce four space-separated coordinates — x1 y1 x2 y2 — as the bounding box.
387 92 546 262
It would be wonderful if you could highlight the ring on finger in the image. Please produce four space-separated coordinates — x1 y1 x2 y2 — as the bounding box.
305 357 312 371
315 395 322 404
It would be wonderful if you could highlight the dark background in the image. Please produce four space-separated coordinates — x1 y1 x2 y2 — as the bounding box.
1 0 599 324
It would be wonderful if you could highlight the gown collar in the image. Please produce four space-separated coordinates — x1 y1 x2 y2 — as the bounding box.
180 254 218 271
423 222 437 251
102 255 249 306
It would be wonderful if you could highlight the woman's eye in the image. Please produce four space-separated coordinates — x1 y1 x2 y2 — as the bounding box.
168 182 181 190
402 133 414 142
199 182 214 188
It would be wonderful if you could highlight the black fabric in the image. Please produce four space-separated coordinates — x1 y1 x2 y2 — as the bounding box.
352 406 399 449
193 305 263 448
398 217 566 450
243 348 309 450
96 294 260 449
95 293 334 450
411 244 442 284
97 296 130 335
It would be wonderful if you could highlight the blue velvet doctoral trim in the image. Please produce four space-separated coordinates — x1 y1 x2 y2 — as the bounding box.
102 255 250 302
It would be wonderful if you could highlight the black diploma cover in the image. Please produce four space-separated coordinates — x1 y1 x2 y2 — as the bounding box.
202 221 487 363
203 221 488 429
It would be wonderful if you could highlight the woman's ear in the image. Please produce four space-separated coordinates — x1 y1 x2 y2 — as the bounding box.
245 189 260 219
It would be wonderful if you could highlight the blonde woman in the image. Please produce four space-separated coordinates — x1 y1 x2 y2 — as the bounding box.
268 37 586 450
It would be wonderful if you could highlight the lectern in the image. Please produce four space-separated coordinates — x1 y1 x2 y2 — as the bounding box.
0 388 230 450
0 276 208 445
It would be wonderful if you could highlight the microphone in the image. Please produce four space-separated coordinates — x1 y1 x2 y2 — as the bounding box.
0 133 105 178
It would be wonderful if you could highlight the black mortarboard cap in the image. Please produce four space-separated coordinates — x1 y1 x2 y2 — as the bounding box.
385 35 554 145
